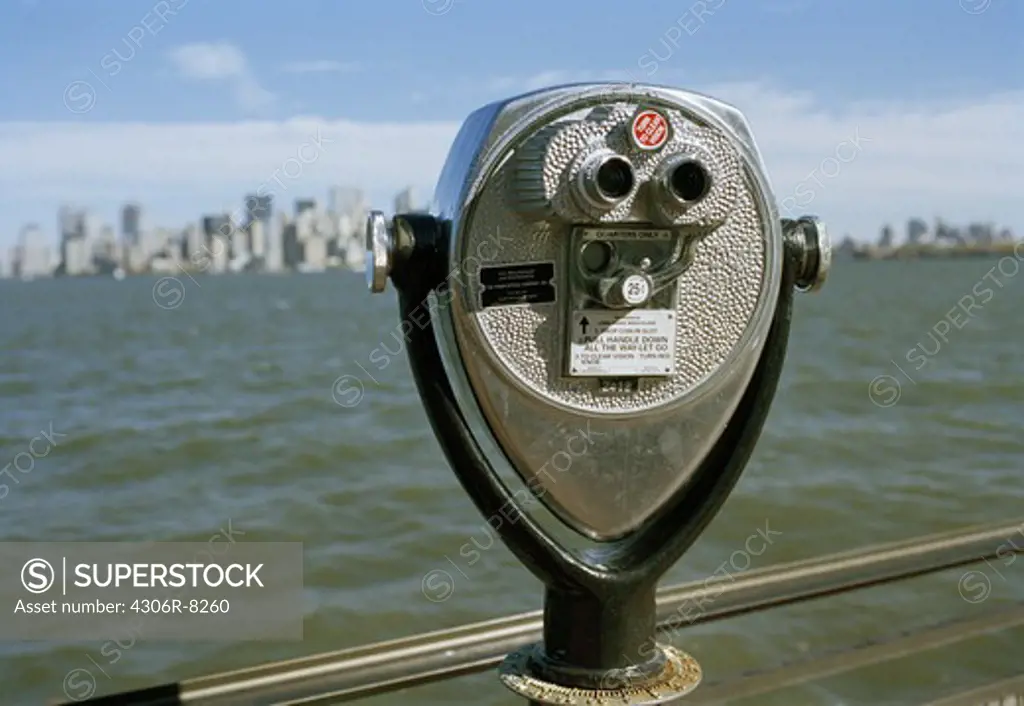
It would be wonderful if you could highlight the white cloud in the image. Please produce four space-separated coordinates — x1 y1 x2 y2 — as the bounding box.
168 42 247 80
280 60 360 74
168 41 275 112
1 80 1022 243
230 75 276 112
0 118 454 190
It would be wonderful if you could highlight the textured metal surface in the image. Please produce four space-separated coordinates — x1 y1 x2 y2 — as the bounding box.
509 105 740 227
434 84 782 540
498 644 701 705
469 103 759 411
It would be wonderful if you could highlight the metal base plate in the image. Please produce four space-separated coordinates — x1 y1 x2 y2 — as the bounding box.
499 643 702 705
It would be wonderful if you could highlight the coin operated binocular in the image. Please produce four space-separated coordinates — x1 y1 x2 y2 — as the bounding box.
366 83 829 704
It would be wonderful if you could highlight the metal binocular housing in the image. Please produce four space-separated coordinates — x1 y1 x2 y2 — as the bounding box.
366 82 829 703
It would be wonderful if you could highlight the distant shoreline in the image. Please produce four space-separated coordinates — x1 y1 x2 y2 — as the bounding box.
0 268 348 282
848 242 1023 261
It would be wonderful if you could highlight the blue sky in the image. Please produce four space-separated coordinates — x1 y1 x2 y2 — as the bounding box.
0 0 1020 253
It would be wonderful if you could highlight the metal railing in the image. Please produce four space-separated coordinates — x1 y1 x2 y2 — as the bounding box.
925 675 1024 706
77 517 1024 705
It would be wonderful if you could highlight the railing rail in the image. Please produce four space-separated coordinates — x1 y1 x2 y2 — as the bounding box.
925 674 1024 706
74 518 1024 706
690 600 1024 703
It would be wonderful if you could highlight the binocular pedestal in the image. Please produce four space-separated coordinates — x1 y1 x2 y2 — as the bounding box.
501 587 702 704
367 82 830 704
378 212 820 703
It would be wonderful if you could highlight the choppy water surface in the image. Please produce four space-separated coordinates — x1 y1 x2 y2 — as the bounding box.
1 259 1022 705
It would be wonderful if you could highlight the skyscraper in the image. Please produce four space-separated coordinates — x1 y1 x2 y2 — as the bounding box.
244 194 272 227
184 224 204 262
16 224 53 278
58 205 97 276
879 224 894 248
58 205 81 242
121 203 142 245
202 214 231 240
265 212 286 272
328 187 363 216
250 219 266 258
329 187 366 244
906 218 928 245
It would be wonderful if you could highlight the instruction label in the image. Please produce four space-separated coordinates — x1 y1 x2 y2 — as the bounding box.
479 262 555 308
568 309 676 377
579 228 672 242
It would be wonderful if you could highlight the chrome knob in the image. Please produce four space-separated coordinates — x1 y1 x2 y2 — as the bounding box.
597 272 654 308
783 216 831 293
366 211 393 294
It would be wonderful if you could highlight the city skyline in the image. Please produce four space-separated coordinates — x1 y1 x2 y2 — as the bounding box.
5 187 1016 280
5 185 422 253
1 185 422 279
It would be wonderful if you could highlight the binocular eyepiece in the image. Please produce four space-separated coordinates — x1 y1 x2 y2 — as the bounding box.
658 154 712 203
365 82 829 704
577 151 635 208
573 151 713 214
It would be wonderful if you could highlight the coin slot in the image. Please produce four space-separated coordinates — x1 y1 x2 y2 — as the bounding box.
580 240 614 274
